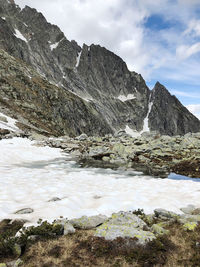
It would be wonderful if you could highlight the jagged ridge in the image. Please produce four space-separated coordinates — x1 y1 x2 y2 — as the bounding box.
0 0 199 136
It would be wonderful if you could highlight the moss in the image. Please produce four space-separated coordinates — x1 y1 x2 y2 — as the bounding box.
183 222 198 231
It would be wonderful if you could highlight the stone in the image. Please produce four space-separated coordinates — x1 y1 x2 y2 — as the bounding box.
77 133 88 141
180 205 196 214
15 208 34 214
106 212 148 230
48 197 61 202
154 209 178 219
191 208 200 215
70 215 107 230
14 259 23 267
64 223 76 235
95 212 155 245
0 116 8 123
95 224 155 245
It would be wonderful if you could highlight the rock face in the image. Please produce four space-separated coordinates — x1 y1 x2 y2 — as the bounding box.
149 82 200 135
0 0 199 136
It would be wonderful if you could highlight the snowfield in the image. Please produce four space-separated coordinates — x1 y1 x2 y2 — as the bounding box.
0 137 200 224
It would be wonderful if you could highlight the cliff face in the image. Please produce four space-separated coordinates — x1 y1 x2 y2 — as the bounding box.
0 0 199 136
0 49 112 136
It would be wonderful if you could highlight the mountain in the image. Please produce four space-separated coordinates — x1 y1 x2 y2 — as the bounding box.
0 0 200 136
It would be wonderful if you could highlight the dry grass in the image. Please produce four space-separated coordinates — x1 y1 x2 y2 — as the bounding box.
1 220 200 267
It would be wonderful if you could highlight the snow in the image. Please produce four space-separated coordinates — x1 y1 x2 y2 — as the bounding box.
0 137 200 224
0 112 19 132
1 17 6 20
50 38 64 51
14 29 27 43
125 125 141 138
142 101 153 132
50 41 59 51
75 50 82 68
118 94 136 102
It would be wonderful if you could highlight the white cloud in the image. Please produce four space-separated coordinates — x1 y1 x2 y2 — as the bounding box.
176 43 200 60
186 104 200 119
184 19 200 37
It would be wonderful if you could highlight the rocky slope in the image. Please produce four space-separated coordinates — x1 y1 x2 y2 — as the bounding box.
0 49 112 136
0 0 200 136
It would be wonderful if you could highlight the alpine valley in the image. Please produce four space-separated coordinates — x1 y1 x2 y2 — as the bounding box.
1 1 200 267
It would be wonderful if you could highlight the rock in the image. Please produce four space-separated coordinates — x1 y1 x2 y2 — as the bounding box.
95 224 155 244
6 259 23 267
191 208 200 215
77 133 88 141
0 128 10 136
0 116 8 123
15 208 34 214
0 264 7 267
48 197 61 202
183 222 198 231
106 212 148 230
64 223 76 235
178 214 200 224
151 224 169 236
154 209 178 219
95 212 155 245
70 215 107 229
180 205 196 214
14 259 23 267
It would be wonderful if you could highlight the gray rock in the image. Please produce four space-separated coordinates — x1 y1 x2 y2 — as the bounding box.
180 204 196 214
15 208 34 214
154 209 177 219
48 197 61 202
64 223 76 235
70 215 107 229
95 212 155 245
76 133 88 141
0 115 8 123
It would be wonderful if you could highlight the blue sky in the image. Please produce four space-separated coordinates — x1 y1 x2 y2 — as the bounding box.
15 0 200 118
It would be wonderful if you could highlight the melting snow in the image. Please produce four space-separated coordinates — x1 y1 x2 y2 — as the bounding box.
0 137 200 224
0 112 19 132
50 41 59 51
50 38 64 51
1 17 6 20
75 50 82 68
142 101 153 133
14 29 27 43
125 126 141 138
118 94 136 102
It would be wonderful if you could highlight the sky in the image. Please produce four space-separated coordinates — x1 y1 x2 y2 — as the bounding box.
15 0 200 119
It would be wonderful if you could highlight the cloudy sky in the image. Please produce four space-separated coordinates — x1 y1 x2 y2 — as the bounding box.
15 0 200 118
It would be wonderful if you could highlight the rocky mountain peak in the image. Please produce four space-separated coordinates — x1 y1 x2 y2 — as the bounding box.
0 0 199 136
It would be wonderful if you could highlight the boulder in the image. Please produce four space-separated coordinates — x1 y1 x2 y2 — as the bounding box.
154 209 178 219
70 215 107 229
15 208 34 214
180 205 196 215
64 223 76 235
95 212 155 245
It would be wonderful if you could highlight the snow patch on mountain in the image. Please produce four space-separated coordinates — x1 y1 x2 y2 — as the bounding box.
75 50 82 68
14 29 27 43
118 94 136 102
0 112 19 132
